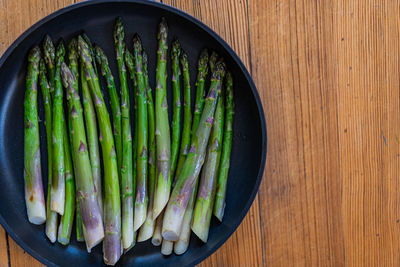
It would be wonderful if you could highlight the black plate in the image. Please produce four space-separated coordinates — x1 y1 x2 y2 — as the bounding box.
0 1 267 266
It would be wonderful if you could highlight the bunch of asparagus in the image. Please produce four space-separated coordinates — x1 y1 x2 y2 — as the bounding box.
23 16 234 265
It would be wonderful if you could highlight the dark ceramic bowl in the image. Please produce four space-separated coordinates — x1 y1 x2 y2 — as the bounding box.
0 1 267 266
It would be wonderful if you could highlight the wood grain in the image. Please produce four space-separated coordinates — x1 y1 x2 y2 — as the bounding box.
4 0 400 266
161 1 263 266
0 227 8 267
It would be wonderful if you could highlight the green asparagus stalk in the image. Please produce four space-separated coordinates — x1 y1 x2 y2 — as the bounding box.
153 18 172 220
79 51 103 219
162 61 226 241
78 36 121 265
138 50 156 242
124 49 138 244
213 72 234 221
57 40 80 245
114 18 135 251
191 77 225 242
174 179 199 254
24 46 46 225
61 62 104 251
50 41 66 215
80 34 104 220
43 35 56 91
191 49 209 137
174 50 192 181
57 120 76 245
131 35 148 232
170 40 182 178
75 200 84 242
39 58 58 241
94 45 122 177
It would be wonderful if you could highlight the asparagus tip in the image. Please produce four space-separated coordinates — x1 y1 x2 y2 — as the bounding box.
171 39 181 57
132 34 142 51
56 39 66 58
28 46 41 63
158 17 168 40
114 17 125 42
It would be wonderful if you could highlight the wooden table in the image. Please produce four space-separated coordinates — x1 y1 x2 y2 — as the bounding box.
1 0 399 266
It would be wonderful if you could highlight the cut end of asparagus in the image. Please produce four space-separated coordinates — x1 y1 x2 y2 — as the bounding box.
161 240 173 256
137 214 155 242
191 224 208 243
133 204 147 232
57 222 71 245
161 230 179 242
123 232 136 254
50 192 65 215
46 228 57 243
151 215 163 246
174 240 189 255
214 203 225 222
103 234 122 265
151 238 162 246
27 210 46 225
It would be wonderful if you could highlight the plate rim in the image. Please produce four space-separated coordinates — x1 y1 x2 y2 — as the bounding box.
0 0 267 266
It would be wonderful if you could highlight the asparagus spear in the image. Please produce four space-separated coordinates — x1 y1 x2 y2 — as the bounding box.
43 35 56 91
191 77 225 242
24 46 46 225
78 36 121 265
61 62 104 251
161 240 173 256
174 50 192 181
138 50 156 242
213 72 234 221
50 41 66 215
39 58 58 240
191 49 209 137
124 48 138 244
151 211 163 246
57 119 76 245
174 51 210 249
174 178 199 254
57 40 80 245
162 61 226 241
153 18 172 220
94 45 122 176
170 40 182 177
114 18 134 251
80 51 103 219
132 35 148 232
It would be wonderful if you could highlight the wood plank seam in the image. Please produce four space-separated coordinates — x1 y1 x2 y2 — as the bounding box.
6 233 10 267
